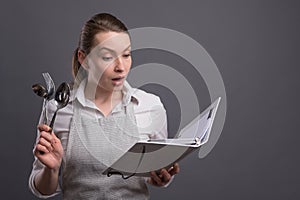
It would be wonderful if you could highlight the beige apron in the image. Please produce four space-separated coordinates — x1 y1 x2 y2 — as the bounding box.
61 100 149 200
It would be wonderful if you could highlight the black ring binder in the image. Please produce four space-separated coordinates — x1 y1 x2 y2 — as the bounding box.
107 145 146 179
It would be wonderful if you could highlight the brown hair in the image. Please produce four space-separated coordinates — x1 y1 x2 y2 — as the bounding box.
72 13 129 79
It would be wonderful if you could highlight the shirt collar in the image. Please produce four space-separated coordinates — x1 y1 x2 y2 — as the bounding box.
70 78 140 109
122 81 139 106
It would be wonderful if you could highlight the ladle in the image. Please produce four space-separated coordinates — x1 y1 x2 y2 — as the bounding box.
32 73 55 123
32 84 48 98
49 82 70 129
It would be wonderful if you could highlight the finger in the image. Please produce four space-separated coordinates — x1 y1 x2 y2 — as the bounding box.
50 132 62 148
167 165 174 173
173 163 180 173
169 163 180 176
150 171 162 185
40 131 53 143
38 137 53 152
34 144 50 155
37 124 52 132
160 169 171 183
51 132 59 142
147 177 154 185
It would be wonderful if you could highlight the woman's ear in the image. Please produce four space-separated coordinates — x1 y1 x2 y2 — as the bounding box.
78 50 88 70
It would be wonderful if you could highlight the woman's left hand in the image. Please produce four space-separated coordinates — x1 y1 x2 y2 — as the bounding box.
147 163 180 187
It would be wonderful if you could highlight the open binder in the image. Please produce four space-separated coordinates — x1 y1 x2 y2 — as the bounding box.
102 97 221 178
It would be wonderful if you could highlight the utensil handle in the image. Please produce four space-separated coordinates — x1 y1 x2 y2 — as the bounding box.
39 110 57 155
49 110 58 130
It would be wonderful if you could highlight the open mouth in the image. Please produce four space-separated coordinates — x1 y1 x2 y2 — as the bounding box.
111 77 124 81
111 77 125 86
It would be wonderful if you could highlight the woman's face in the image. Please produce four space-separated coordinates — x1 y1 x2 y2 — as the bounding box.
84 31 132 92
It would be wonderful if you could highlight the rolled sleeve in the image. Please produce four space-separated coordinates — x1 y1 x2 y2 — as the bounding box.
28 103 61 198
134 90 168 140
28 158 61 199
28 149 61 199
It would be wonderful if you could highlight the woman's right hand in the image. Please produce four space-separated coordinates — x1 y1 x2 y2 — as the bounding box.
34 124 64 171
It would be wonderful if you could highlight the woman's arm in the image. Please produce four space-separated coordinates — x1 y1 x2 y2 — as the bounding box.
144 95 180 187
34 165 60 195
32 124 64 195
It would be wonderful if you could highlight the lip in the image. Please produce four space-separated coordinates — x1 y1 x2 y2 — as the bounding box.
111 76 125 86
111 76 125 80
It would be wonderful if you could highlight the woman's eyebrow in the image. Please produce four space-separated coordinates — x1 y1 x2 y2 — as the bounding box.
98 45 131 53
123 45 131 52
98 47 115 53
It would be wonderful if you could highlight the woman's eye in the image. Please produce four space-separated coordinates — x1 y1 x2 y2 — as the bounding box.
123 53 131 58
102 56 113 61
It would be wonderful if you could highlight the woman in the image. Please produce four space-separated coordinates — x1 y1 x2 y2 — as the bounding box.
29 13 179 199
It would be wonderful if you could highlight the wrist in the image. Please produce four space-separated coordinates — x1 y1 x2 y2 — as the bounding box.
43 165 60 175
34 165 60 195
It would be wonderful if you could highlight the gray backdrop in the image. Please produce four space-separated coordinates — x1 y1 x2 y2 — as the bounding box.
1 0 299 199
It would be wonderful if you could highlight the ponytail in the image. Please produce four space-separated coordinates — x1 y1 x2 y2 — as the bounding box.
72 47 80 78
71 47 87 88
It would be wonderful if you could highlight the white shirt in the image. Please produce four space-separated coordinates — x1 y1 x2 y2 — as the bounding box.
29 79 168 198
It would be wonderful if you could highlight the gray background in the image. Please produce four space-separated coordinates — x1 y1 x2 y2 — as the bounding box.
1 0 299 199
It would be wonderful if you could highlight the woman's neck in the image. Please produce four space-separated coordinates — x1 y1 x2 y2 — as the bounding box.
84 82 123 116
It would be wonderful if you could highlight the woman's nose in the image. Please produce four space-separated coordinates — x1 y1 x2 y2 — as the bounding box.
114 57 125 72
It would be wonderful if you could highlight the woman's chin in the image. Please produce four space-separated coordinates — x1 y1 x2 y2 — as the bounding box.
112 84 124 91
111 79 125 90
